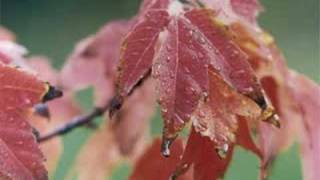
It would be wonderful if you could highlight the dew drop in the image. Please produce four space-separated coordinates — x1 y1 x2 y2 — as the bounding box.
199 110 206 118
198 37 206 44
202 91 209 102
230 70 246 79
161 137 175 157
24 98 31 105
162 108 168 113
216 143 229 159
189 29 194 36
16 141 24 145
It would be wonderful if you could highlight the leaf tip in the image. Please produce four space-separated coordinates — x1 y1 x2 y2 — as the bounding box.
215 143 230 159
109 95 123 118
160 136 176 158
42 84 63 102
261 107 281 128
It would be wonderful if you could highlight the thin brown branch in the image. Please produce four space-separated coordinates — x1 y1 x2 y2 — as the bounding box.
38 103 110 142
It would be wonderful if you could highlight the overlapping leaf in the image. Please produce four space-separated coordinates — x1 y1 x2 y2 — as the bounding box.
0 63 49 180
130 138 192 180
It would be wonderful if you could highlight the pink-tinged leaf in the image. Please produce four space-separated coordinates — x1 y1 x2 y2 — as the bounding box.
115 9 169 102
0 51 11 64
287 71 320 180
195 0 261 25
28 57 59 86
139 0 170 14
230 0 262 23
0 41 34 72
0 27 15 41
61 20 131 105
111 79 156 156
0 63 48 180
66 125 121 180
130 138 192 180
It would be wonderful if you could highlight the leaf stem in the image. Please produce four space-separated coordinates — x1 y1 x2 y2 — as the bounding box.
38 103 109 142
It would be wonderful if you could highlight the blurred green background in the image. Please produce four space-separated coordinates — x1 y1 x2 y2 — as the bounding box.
1 0 319 179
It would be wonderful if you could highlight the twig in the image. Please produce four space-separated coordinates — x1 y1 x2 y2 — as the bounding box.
38 103 109 142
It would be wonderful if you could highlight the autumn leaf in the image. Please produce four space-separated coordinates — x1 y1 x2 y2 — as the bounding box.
61 20 131 106
130 138 192 180
0 62 61 180
110 0 279 179
110 1 170 115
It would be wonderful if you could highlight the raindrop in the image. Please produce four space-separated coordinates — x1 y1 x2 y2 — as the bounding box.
162 108 168 113
216 143 229 159
16 141 24 145
161 137 175 157
202 91 209 102
230 70 246 78
198 36 206 44
199 110 206 118
24 98 31 105
243 86 254 92
189 29 195 36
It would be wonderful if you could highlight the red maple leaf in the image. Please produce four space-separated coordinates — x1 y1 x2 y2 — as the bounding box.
109 0 278 179
0 62 61 180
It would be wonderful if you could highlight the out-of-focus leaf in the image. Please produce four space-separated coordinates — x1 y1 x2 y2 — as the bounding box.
110 79 156 157
287 72 320 180
0 27 15 41
65 125 121 180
